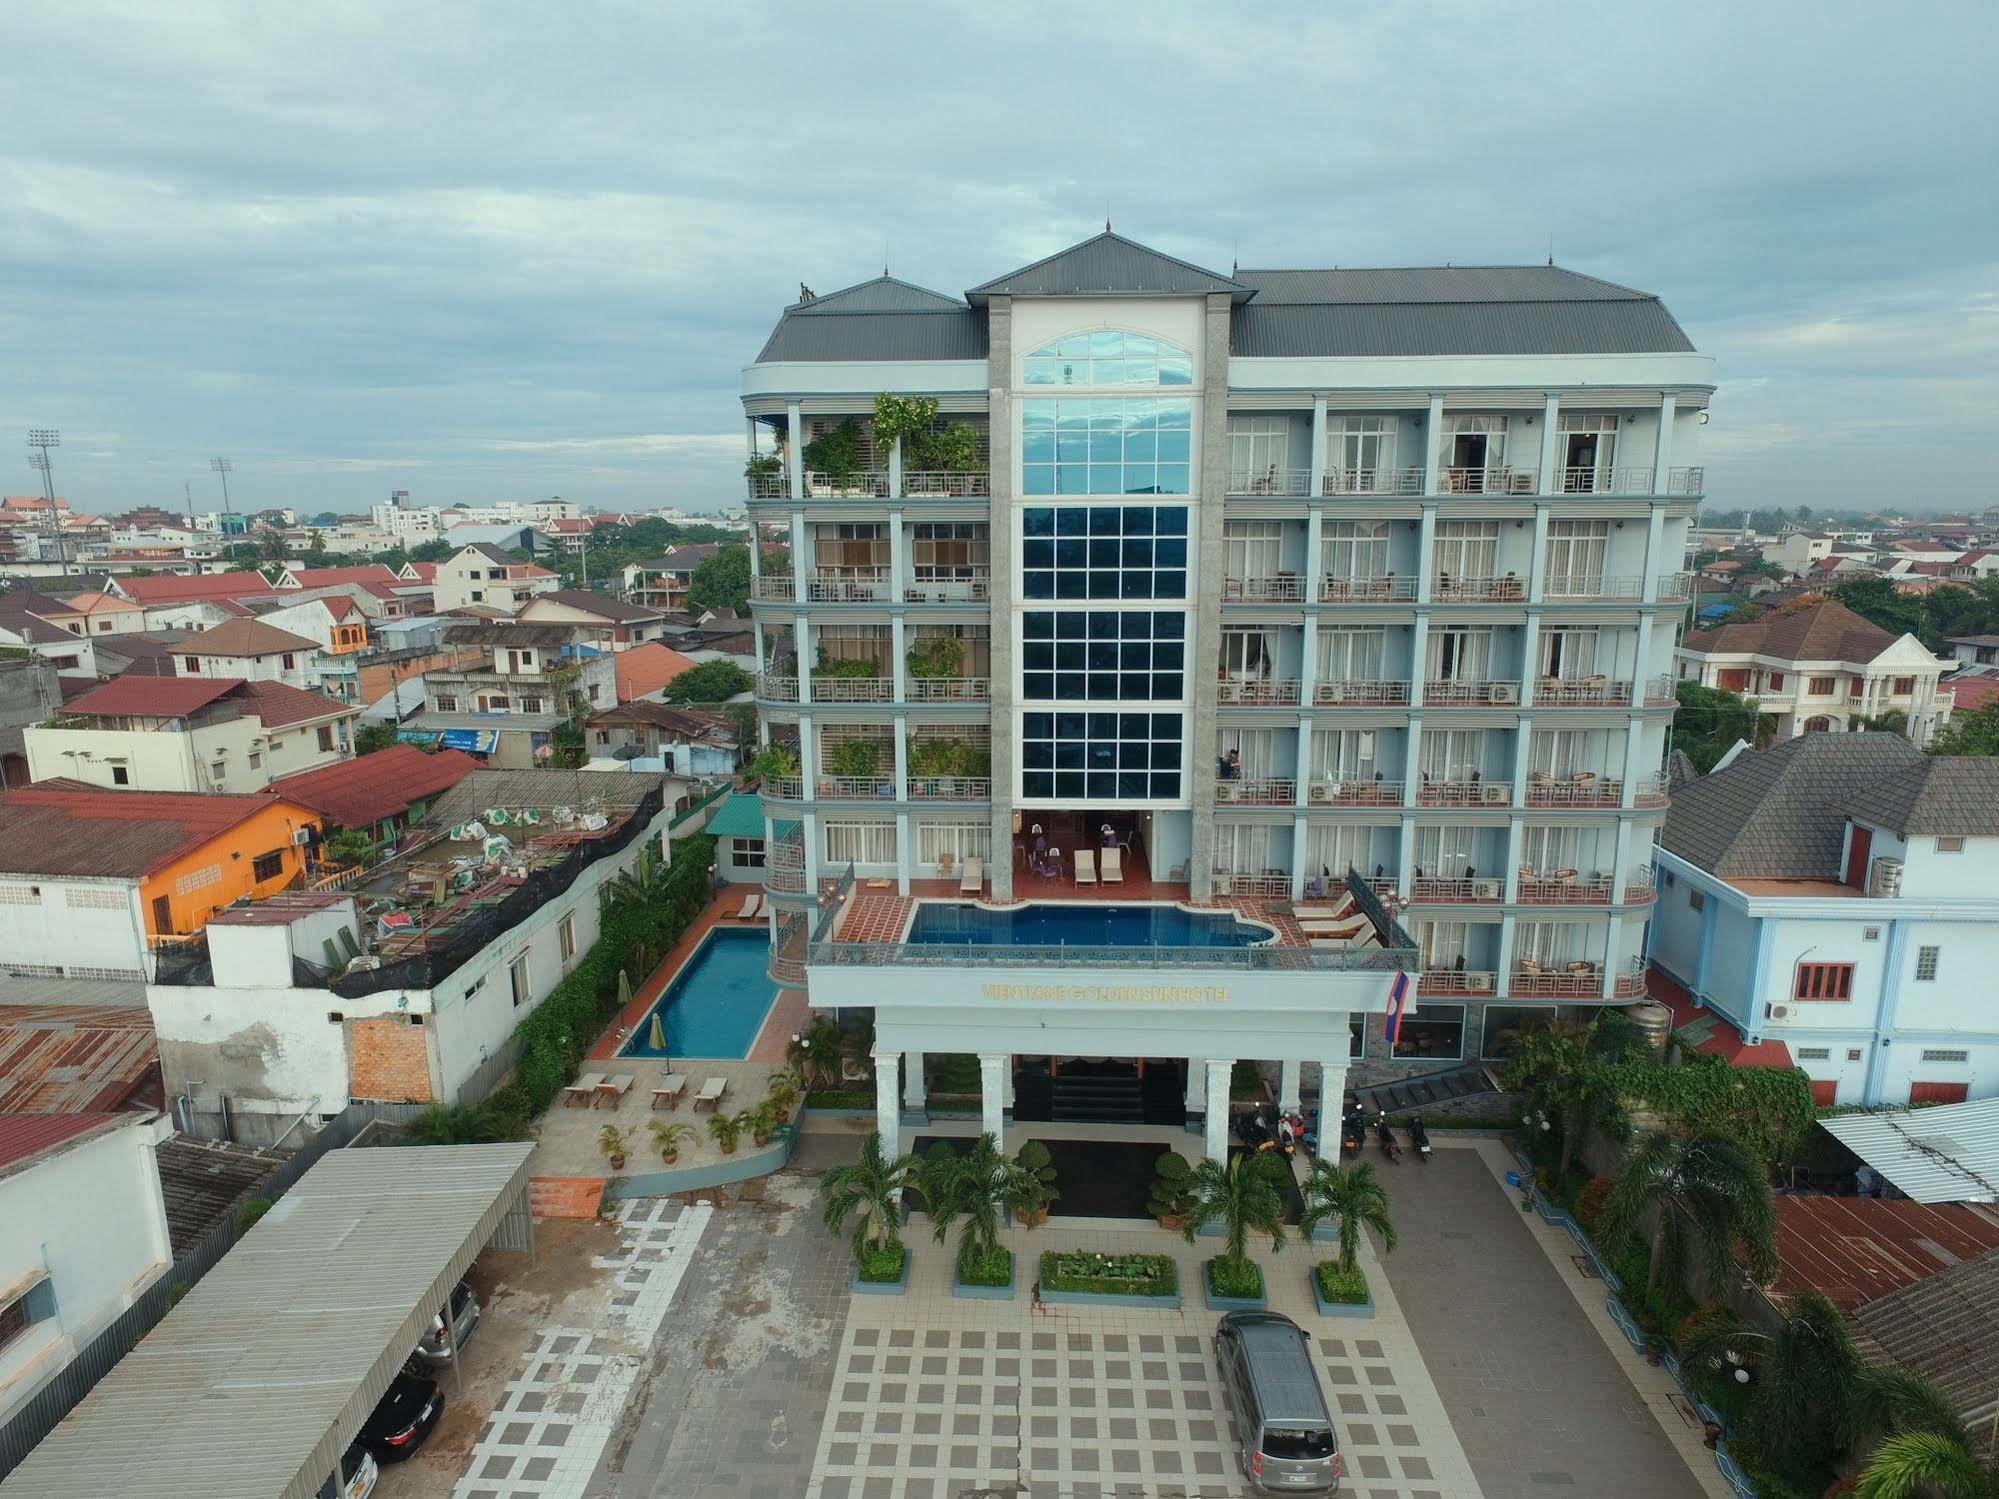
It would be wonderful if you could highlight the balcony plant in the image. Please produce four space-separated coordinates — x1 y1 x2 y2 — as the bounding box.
744 743 799 784
905 632 967 681
1147 1150 1196 1230
821 1130 919 1286
823 740 881 779
801 418 866 488
744 1099 779 1149
787 1015 844 1092
649 1119 693 1165
744 451 783 481
764 1069 801 1126
706 1111 744 1156
1182 1150 1289 1305
597 1124 630 1171
874 394 983 481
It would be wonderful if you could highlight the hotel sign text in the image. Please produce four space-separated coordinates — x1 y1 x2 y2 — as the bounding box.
979 982 1230 1005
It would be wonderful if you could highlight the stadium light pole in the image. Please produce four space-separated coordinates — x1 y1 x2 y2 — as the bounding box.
26 429 67 579
210 455 233 510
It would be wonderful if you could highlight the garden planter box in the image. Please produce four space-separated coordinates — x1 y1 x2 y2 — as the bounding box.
1036 1253 1181 1310
1311 1269 1375 1319
852 1251 910 1296
953 1251 1016 1301
1202 1260 1268 1312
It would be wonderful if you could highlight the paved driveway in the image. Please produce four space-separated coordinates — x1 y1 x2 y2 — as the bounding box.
1375 1146 1706 1499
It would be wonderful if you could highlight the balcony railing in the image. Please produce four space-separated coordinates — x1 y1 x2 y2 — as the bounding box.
1440 466 1537 494
1623 871 1658 904
1633 772 1670 807
755 673 800 701
1213 871 1292 897
907 676 991 702
1665 467 1706 495
805 470 890 498
1318 574 1416 603
1558 467 1655 494
1423 680 1521 707
1215 677 1301 706
815 776 898 800
1432 576 1527 603
1643 675 1677 706
1314 679 1408 706
809 675 895 702
750 576 797 602
812 935 1414 973
1516 872 1614 905
1524 774 1623 808
1532 677 1634 708
906 776 992 801
1324 466 1423 496
1418 969 1498 995
1543 575 1645 600
1213 776 1296 806
1305 777 1404 806
1227 467 1311 497
904 574 990 603
760 776 807 802
1416 779 1512 808
1223 575 1306 602
1657 571 1694 601
748 471 790 499
902 470 989 497
1509 959 1647 999
808 570 893 603
1409 876 1504 903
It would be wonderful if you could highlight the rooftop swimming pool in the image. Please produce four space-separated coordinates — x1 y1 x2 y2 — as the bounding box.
905 901 1274 950
618 928 776 1059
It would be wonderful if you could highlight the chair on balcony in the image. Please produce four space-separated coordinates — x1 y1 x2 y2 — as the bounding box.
1075 849 1097 886
960 857 984 895
1101 846 1124 883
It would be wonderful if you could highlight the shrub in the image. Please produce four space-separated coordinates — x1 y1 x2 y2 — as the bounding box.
235 1197 273 1234
1147 1151 1196 1221
1207 1258 1264 1300
1039 1250 1176 1297
805 1087 871 1109
1573 1176 1615 1231
707 1112 743 1153
823 740 880 778
957 1241 1013 1288
856 1239 907 1284
1315 1263 1370 1305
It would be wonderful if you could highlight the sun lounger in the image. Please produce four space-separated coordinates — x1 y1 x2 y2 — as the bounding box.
564 1072 607 1106
1298 918 1350 934
651 1072 688 1110
692 1076 729 1112
1100 846 1124 883
595 1073 635 1108
734 892 762 920
1074 849 1097 886
960 857 983 895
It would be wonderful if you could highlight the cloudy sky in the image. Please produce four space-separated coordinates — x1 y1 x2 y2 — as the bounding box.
2 2 1993 517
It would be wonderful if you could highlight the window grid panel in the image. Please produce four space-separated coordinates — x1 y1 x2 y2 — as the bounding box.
1021 504 1190 600
1022 330 1194 388
1915 945 1940 981
1021 609 1186 703
1021 400 1194 497
1021 710 1184 803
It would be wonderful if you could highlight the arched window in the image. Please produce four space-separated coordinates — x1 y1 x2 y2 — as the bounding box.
1023 331 1193 388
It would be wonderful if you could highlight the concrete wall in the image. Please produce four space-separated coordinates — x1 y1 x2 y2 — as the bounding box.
25 717 259 792
0 875 148 979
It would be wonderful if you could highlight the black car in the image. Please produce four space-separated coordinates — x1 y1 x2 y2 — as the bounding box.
358 1372 443 1463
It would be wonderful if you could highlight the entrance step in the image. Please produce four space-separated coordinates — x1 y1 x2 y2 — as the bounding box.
1052 1075 1143 1125
1354 1064 1498 1118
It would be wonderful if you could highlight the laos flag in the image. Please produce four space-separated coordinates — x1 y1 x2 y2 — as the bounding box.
1385 970 1411 1047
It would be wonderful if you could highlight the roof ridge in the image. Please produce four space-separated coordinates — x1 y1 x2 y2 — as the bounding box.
968 230 1246 297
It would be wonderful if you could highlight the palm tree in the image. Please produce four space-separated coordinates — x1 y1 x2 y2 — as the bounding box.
1597 1129 1777 1294
1856 1432 1995 1499
920 1133 1029 1266
1298 1159 1398 1276
786 1015 843 1091
1503 1016 1628 1175
819 1130 918 1261
1181 1151 1290 1278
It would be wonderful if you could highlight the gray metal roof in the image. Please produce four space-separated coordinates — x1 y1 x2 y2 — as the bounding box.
1660 733 1926 878
1842 759 1999 837
1853 1245 1999 1426
1820 1099 1999 1204
1234 264 1664 304
755 276 986 363
966 231 1250 303
0 1143 534 1499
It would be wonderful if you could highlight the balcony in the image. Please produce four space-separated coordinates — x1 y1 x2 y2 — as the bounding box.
1423 680 1522 707
1313 679 1408 706
1657 571 1694 601
902 470 989 497
1418 969 1497 996
1543 575 1644 601
1432 576 1526 603
764 832 806 895
809 675 896 702
1624 871 1658 904
1408 876 1504 904
1515 871 1615 905
755 673 801 701
760 776 807 803
1556 467 1655 494
1227 467 1311 497
1665 467 1706 495
1213 776 1297 806
1509 959 1647 1000
1223 575 1306 603
1523 772 1622 808
750 576 796 603
1440 466 1537 495
815 776 898 800
1643 676 1677 706
906 676 992 703
904 574 990 604
1531 677 1634 708
1216 677 1301 707
905 776 992 802
1324 466 1423 496
1318 574 1416 603
1416 779 1512 808
1305 777 1404 807
807 570 893 603
805 470 890 498
748 471 789 500
1212 870 1293 897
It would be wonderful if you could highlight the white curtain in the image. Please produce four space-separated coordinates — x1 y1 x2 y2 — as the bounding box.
1311 729 1378 780
824 821 896 864
1415 826 1477 877
1420 729 1488 783
1427 627 1493 682
1319 628 1386 681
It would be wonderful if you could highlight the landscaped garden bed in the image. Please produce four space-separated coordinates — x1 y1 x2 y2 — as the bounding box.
1203 1257 1267 1311
953 1243 1014 1300
853 1240 909 1295
1038 1250 1179 1308
1311 1262 1375 1318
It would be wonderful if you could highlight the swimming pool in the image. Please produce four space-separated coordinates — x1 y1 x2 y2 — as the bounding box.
618 928 776 1059
905 901 1274 949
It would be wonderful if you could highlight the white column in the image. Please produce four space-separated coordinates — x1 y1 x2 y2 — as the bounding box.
1519 615 1542 700
1299 614 1320 709
890 614 908 702
1537 394 1561 493
798 710 817 788
746 415 760 461
888 520 907 604
1529 504 1551 601
1621 717 1646 809
802 811 821 889
1294 709 1314 807
1503 815 1524 901
1512 714 1533 808
786 402 805 501
1422 395 1445 495
1416 505 1438 602
1184 1057 1206 1116
1290 813 1309 900
978 1052 1008 1145
889 434 904 499
895 811 911 896
1305 505 1325 603
1279 1059 1303 1114
902 1050 925 1115
1495 915 1517 998
794 615 813 706
1653 393 1678 490
1642 506 1666 603
1309 396 1329 496
1204 1059 1234 1163
874 1046 900 1157
1611 818 1634 905
1318 1057 1349 1118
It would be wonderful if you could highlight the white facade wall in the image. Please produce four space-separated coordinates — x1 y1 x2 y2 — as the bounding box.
193 648 313 690
24 717 262 793
0 875 147 978
259 714 352 779
0 1115 174 1421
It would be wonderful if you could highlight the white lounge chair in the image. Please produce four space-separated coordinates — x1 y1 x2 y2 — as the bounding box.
1101 846 1124 883
564 1072 607 1107
651 1073 688 1110
1075 849 1097 886
960 857 983 895
734 892 762 920
595 1073 635 1109
692 1076 729 1112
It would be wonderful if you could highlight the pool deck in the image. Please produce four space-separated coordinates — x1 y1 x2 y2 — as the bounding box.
833 877 1323 949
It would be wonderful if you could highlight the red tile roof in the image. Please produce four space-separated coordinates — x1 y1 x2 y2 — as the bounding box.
1682 600 1900 665
0 1004 159 1113
0 1113 127 1172
267 744 478 828
1774 1196 1999 1310
63 675 242 717
614 642 700 702
237 680 353 729
0 784 318 878
182 618 319 657
1947 674 1999 711
281 564 400 589
114 573 279 606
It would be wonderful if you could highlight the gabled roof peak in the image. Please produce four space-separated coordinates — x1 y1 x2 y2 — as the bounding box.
967 231 1250 304
787 274 967 316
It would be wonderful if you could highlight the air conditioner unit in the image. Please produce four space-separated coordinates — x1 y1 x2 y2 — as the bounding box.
292 828 313 846
1467 972 1494 993
1869 857 1903 898
1765 1002 1794 1022
1216 680 1243 704
1320 682 1345 704
1216 781 1241 802
1309 780 1336 804
1472 879 1502 900
1489 682 1520 705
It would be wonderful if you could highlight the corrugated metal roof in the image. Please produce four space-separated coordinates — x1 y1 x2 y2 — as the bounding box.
63 674 241 717
704 791 768 839
0 1002 158 1113
1820 1099 1999 1203
0 1111 127 1173
1852 1245 1999 1427
1773 1196 1999 1309
265 744 479 829
0 1142 535 1499
967 232 1249 302
0 785 318 879
1230 298 1694 357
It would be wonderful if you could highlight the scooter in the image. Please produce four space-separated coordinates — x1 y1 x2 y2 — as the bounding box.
1409 1116 1433 1164
1375 1117 1402 1164
1233 1108 1272 1152
1275 1111 1306 1158
1340 1113 1365 1156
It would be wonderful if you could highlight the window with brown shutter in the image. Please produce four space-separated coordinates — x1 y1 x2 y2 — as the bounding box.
1794 962 1854 1001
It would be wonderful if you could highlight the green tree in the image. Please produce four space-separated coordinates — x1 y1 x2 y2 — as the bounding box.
821 1130 919 1259
1298 1159 1397 1275
1673 680 1767 773
920 1133 1033 1270
1831 576 1929 643
661 659 751 704
786 1015 843 1090
1181 1151 1290 1281
1930 701 1999 757
1856 1432 1995 1499
1504 1016 1627 1174
685 544 754 614
1598 1130 1777 1294
409 538 455 563
353 721 399 755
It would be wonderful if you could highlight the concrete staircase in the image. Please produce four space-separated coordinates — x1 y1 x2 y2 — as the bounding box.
1354 1064 1499 1117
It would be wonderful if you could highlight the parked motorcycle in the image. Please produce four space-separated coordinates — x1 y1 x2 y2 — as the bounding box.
1340 1113 1365 1155
1409 1116 1432 1164
1375 1118 1402 1164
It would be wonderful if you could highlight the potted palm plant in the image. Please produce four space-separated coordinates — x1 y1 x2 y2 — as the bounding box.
764 1070 801 1126
821 1131 919 1292
1011 1140 1059 1228
923 1133 1029 1299
706 1111 743 1156
597 1124 629 1172
1182 1152 1289 1309
1299 1159 1398 1316
649 1120 693 1165
745 1099 778 1149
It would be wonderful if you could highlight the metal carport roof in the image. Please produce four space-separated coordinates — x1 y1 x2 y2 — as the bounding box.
1 1142 535 1499
1817 1097 1999 1203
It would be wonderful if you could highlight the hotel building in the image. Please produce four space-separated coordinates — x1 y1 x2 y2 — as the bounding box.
742 233 1711 1156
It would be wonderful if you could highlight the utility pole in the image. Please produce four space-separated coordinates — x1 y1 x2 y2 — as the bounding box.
26 429 67 579
184 480 194 527
210 455 232 510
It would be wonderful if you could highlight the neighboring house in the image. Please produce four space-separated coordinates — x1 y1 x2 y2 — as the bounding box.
441 523 555 559
611 641 700 702
176 617 320 690
24 676 355 792
585 701 738 776
513 589 667 651
56 591 149 636
622 545 722 612
402 624 613 766
1677 600 1951 744
1759 533 1834 576
0 609 98 678
147 770 679 1143
266 743 479 850
0 997 161 1113
1651 734 1999 1106
0 655 61 787
1944 672 1999 714
706 790 780 884
254 595 370 702
431 543 559 614
109 572 279 617
1947 634 1999 669
90 633 181 679
0 784 323 979
134 596 257 634
0 1112 175 1423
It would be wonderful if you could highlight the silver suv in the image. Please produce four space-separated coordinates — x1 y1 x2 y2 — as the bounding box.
1214 1312 1343 1493
410 1278 481 1367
